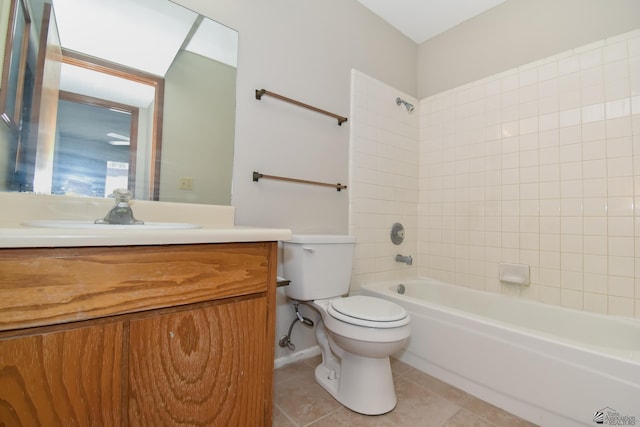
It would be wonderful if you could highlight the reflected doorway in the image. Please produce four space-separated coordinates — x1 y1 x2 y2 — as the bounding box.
52 92 138 197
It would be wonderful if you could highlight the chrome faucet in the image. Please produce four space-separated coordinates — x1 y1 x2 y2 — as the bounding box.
395 254 413 265
95 189 144 225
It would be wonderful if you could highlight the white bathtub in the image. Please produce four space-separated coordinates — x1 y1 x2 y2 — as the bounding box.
361 278 640 427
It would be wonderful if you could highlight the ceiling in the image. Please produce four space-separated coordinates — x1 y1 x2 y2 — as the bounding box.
358 0 507 44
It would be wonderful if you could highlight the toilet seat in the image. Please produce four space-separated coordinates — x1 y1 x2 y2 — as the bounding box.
328 296 409 328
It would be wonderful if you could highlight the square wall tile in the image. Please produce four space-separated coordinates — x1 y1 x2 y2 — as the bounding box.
413 31 640 319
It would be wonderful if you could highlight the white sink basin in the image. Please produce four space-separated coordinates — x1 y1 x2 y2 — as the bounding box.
22 220 202 230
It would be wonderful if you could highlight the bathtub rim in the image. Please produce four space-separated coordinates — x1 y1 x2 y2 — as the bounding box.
360 277 640 365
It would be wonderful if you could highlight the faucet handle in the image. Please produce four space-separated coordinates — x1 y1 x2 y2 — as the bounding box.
95 188 143 225
112 188 133 202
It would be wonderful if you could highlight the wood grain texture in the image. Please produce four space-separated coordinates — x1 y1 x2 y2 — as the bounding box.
128 298 267 426
0 321 123 426
0 241 278 426
0 243 269 331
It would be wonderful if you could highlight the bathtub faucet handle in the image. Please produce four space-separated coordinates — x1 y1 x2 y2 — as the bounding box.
395 254 413 265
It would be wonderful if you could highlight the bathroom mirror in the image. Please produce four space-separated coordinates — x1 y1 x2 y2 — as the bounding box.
0 0 238 205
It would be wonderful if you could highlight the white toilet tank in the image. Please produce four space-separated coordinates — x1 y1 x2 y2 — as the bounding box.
282 234 356 301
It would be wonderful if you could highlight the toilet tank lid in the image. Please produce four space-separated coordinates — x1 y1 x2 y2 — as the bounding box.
286 234 356 244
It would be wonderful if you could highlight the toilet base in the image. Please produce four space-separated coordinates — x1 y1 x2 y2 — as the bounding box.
314 352 397 415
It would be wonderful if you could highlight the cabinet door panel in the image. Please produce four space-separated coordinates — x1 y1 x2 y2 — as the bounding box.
0 322 123 426
129 298 267 426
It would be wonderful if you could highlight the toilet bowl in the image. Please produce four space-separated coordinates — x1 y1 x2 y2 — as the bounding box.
282 235 411 415
311 296 410 414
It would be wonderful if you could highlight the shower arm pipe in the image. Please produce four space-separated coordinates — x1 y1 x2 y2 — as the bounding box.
253 171 347 191
255 89 348 126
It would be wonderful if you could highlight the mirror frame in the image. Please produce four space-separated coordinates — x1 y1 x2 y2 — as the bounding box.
61 49 164 200
0 0 31 131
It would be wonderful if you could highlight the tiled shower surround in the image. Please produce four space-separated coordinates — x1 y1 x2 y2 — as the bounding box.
351 29 640 319
349 70 419 289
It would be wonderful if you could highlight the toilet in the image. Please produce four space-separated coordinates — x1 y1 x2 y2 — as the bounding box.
282 234 410 415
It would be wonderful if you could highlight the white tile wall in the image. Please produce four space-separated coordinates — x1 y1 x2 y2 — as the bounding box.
349 70 419 291
419 29 640 318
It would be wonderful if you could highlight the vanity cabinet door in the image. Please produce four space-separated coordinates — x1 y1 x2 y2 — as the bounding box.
128 297 269 426
0 322 123 426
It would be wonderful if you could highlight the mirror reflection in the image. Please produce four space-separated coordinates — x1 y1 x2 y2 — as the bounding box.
0 0 237 204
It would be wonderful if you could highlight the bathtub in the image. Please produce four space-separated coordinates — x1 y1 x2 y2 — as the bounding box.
361 278 640 427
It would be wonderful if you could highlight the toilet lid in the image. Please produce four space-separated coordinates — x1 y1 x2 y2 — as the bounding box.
328 296 409 328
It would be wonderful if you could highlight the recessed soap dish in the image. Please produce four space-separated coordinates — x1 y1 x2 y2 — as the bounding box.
499 263 530 286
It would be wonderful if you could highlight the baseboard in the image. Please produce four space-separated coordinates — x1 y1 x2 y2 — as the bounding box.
274 345 321 369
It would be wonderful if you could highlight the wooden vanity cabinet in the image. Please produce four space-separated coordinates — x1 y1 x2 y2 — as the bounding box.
0 242 277 426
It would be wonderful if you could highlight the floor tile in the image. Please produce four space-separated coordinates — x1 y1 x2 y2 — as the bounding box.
307 406 397 427
273 357 537 427
443 409 494 427
464 397 538 427
273 405 297 427
273 367 342 426
402 366 474 406
385 376 461 426
274 360 314 385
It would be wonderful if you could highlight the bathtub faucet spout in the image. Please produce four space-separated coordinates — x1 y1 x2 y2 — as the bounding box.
395 254 413 265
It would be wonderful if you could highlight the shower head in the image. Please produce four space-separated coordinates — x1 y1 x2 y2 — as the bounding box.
396 97 415 112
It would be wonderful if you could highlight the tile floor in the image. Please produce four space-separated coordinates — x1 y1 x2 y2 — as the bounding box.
273 356 537 427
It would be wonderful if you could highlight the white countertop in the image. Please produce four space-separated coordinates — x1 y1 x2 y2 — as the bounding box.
0 193 292 248
0 225 292 248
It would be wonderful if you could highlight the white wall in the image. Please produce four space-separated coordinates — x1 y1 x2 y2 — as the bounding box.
420 29 640 318
418 0 640 98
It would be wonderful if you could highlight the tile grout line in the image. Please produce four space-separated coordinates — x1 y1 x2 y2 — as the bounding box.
273 401 301 427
